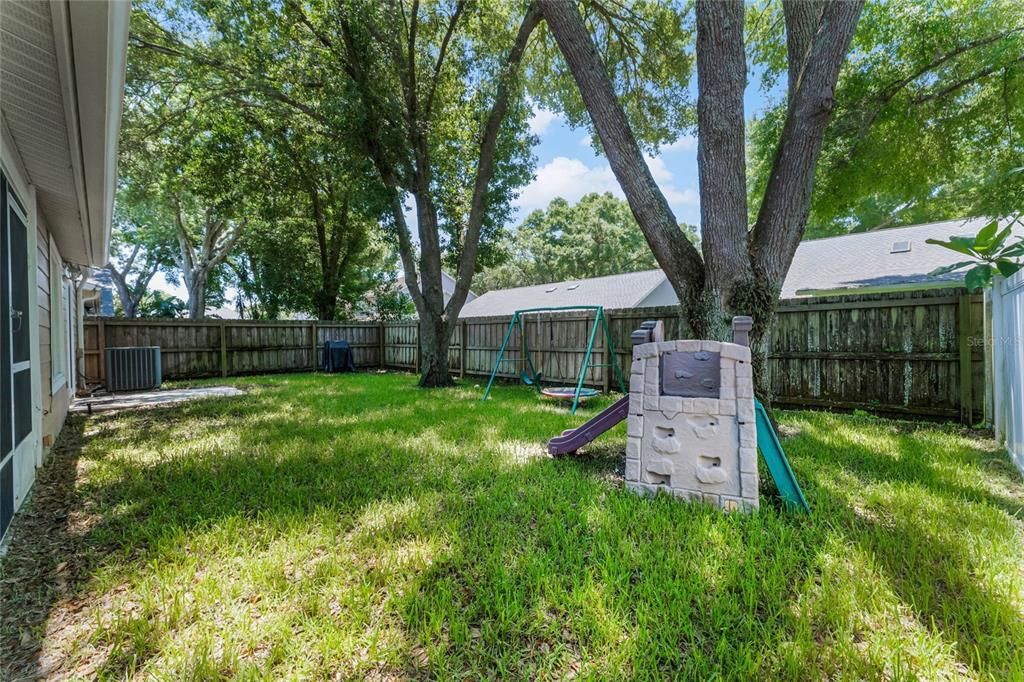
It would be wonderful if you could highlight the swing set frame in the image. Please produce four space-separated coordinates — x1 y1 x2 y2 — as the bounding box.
481 305 626 414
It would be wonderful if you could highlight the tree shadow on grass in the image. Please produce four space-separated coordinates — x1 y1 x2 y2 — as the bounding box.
0 379 621 678
791 423 1024 678
6 377 1021 679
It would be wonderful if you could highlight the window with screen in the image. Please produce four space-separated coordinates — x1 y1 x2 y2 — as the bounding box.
49 238 66 389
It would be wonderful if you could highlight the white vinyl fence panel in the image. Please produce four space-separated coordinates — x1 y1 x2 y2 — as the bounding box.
991 271 1024 474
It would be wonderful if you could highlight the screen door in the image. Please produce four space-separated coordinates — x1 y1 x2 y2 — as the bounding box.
1 172 33 537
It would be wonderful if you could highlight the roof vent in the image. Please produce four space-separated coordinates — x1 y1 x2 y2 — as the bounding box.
545 286 557 293
567 283 580 290
891 241 911 254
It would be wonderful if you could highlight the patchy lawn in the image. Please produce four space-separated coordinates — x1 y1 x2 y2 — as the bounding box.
1 372 1022 680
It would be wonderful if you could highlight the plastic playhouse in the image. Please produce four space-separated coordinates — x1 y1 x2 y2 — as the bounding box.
547 317 808 512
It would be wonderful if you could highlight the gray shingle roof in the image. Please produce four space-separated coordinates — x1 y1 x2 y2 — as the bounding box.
780 217 1015 297
459 217 1017 317
458 269 667 318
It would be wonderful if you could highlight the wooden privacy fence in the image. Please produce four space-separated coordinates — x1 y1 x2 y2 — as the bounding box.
82 288 986 422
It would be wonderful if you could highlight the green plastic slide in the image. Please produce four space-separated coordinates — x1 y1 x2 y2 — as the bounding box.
754 400 810 512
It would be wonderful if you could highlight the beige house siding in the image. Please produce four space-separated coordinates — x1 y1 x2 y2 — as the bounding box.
34 217 72 453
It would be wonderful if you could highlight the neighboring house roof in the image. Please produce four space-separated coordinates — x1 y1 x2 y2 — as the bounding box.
781 216 1015 297
81 268 116 316
397 271 477 303
0 0 129 267
206 305 243 320
459 269 668 318
460 217 1014 317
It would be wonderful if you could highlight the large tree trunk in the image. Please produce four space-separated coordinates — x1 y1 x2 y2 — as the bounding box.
336 5 540 389
693 0 752 341
314 287 338 321
187 279 206 319
105 266 137 319
418 316 453 388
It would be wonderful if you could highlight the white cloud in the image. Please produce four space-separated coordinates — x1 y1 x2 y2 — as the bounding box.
663 187 700 206
528 106 562 136
579 134 592 147
662 134 697 153
515 155 698 217
515 157 619 212
644 155 674 184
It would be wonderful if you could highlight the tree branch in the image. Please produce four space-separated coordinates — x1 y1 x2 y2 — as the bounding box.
782 0 825 105
445 3 543 321
751 0 865 285
911 53 1024 104
834 28 1023 167
537 0 706 314
424 1 466 121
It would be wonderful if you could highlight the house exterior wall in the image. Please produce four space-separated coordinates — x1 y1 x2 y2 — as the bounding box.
2 138 76 542
37 219 51 417
38 220 72 450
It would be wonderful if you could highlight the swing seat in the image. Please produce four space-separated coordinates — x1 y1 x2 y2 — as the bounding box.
541 387 599 402
521 370 543 386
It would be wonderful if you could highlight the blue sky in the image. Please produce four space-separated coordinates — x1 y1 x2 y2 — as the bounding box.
516 70 778 230
517 108 701 226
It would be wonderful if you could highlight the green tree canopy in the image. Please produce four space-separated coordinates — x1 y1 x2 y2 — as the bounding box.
749 0 1024 237
122 2 398 320
474 192 698 292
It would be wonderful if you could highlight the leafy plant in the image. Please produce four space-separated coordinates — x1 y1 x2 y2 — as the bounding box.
926 218 1024 291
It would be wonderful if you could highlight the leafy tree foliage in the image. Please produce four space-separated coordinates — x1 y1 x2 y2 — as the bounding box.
927 218 1024 291
474 192 700 292
130 0 543 385
749 0 1024 236
133 290 188 318
123 3 394 321
106 189 175 318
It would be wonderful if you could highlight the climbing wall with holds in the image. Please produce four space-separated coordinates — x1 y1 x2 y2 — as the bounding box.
624 318 759 511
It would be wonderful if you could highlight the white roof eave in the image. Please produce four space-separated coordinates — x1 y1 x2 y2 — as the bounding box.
49 0 129 267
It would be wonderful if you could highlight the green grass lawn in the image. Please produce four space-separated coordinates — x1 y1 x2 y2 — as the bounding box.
2 372 1023 680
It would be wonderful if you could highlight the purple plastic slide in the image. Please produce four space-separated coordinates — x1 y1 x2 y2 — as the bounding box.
547 396 631 456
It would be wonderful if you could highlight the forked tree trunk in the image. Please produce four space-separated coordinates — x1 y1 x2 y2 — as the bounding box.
314 285 338 321
537 0 863 400
335 5 542 389
106 266 138 319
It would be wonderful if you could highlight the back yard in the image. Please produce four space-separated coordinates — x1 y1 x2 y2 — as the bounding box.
1 372 1022 680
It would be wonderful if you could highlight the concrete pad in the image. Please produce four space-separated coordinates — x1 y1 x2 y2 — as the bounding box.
71 386 245 415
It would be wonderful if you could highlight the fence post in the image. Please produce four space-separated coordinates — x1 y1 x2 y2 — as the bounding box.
460 319 467 379
220 321 228 378
415 322 422 373
958 293 974 425
310 322 318 371
97 318 106 385
602 311 612 393
379 321 385 369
